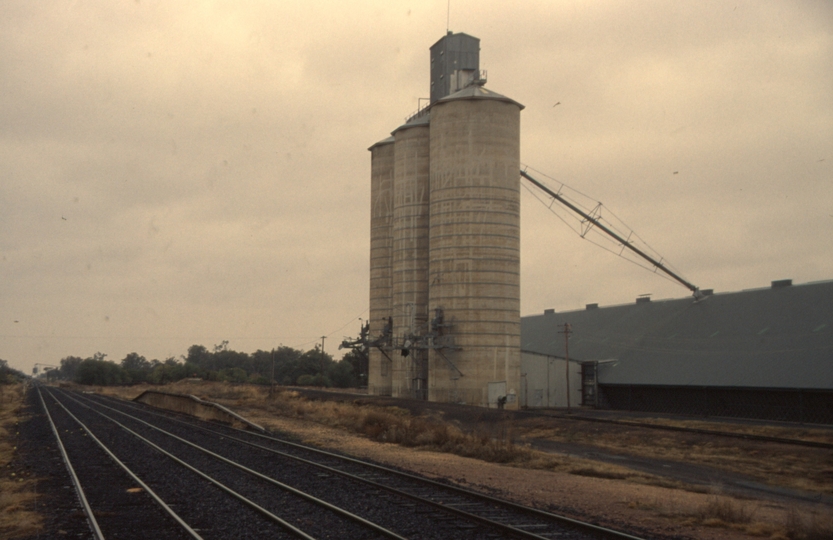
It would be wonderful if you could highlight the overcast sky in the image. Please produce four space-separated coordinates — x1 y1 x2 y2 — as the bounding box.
2 1 831 374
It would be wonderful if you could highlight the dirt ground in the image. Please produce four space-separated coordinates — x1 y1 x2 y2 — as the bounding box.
234 406 829 540
14 381 833 540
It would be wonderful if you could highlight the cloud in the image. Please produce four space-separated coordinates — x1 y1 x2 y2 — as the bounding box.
1 0 831 372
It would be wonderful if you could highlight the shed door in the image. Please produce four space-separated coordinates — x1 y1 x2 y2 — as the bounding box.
488 381 507 408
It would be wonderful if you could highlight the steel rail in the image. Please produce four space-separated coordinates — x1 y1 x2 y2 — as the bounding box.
551 412 833 450
222 424 646 540
41 387 204 539
103 406 554 540
520 168 700 295
35 386 104 540
55 389 406 540
50 389 318 540
83 392 645 540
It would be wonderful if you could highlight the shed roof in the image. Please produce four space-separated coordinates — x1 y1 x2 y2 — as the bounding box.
520 280 833 389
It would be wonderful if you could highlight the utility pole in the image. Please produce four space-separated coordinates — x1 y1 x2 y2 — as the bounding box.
320 335 326 385
270 349 276 398
560 323 573 413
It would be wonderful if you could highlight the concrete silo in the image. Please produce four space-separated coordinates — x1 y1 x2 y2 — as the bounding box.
427 85 524 407
391 113 431 400
367 136 395 396
366 31 522 408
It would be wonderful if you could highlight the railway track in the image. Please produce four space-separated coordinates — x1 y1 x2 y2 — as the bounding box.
38 386 648 540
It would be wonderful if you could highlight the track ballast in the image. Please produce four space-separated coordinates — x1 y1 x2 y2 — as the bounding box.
37 386 647 540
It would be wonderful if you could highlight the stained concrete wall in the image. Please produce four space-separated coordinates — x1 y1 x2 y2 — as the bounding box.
391 117 431 400
134 390 266 432
368 138 395 396
427 96 522 408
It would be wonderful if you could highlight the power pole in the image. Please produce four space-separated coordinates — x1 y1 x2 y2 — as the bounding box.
270 349 276 398
320 335 326 385
560 323 573 412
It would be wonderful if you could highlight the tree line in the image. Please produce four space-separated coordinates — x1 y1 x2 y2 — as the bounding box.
0 358 28 385
47 342 367 388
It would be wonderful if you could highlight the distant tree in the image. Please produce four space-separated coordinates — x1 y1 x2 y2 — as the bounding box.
327 359 358 388
75 358 130 386
249 350 275 381
340 349 367 387
59 356 84 381
296 373 331 387
0 358 27 384
297 346 334 380
271 346 305 385
185 345 212 371
150 357 189 385
120 352 151 384
219 367 248 383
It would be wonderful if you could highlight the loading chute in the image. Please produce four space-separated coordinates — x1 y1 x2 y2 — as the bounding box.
520 167 703 299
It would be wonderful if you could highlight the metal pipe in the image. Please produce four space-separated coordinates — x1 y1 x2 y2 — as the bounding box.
520 169 699 294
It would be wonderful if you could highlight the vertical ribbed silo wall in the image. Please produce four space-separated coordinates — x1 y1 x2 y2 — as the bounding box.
391 118 431 399
368 138 395 396
428 98 522 408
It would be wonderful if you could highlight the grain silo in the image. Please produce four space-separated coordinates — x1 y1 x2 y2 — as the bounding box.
427 85 524 407
391 113 431 400
366 31 523 408
367 136 395 396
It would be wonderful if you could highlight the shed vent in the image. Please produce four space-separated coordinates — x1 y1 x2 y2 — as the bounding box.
586 303 599 310
771 279 793 289
700 289 714 296
544 309 555 315
636 297 651 304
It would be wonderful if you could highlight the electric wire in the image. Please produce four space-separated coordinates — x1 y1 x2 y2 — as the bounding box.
520 164 694 291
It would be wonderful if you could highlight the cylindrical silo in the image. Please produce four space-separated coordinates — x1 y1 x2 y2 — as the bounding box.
391 113 431 399
428 86 523 408
367 136 395 396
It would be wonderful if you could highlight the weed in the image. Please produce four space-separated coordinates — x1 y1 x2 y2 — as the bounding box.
784 507 833 540
696 496 755 525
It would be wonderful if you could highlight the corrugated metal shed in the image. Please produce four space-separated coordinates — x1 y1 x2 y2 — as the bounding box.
429 32 480 105
521 280 833 390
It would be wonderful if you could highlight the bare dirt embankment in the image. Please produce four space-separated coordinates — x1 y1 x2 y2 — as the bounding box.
82 380 832 540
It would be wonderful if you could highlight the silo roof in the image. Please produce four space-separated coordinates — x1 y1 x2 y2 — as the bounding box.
392 111 430 135
433 85 525 110
367 135 395 151
520 280 833 390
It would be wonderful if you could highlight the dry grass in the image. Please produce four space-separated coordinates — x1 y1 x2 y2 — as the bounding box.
141 383 677 483
265 390 532 464
0 383 43 539
630 417 833 446
516 416 833 497
624 494 833 539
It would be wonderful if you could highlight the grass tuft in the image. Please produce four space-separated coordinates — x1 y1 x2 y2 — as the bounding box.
696 495 755 525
